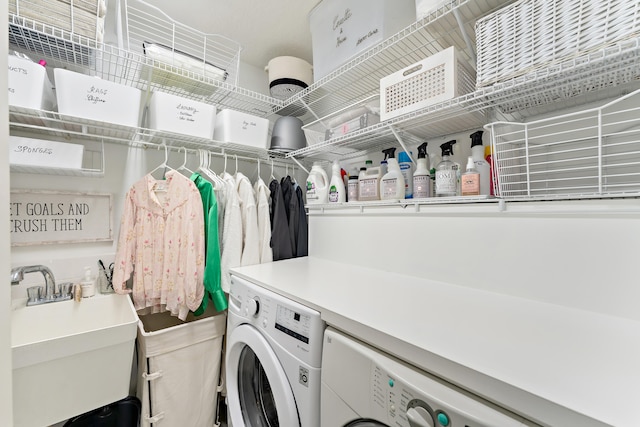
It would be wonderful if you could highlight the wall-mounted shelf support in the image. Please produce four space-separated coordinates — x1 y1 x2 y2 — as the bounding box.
389 125 416 163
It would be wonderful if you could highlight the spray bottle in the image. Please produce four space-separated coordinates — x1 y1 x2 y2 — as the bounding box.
380 148 405 200
413 142 430 198
435 140 459 197
469 130 490 195
328 160 346 203
398 151 413 198
461 156 480 196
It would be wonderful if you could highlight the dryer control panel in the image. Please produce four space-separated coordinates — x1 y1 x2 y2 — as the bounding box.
321 328 540 427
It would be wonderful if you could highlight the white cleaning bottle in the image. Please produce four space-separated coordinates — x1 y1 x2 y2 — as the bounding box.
413 142 430 199
328 160 346 203
469 130 491 196
380 147 405 200
306 162 329 204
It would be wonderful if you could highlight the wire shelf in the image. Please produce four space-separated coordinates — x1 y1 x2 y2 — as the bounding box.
8 106 304 164
486 88 640 200
8 12 280 115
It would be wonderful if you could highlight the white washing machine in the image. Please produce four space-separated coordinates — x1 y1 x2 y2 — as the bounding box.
321 327 540 427
226 275 325 427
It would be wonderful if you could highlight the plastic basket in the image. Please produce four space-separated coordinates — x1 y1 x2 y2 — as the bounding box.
475 0 640 87
486 88 640 199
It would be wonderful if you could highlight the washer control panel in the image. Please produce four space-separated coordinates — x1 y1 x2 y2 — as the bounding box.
229 275 325 368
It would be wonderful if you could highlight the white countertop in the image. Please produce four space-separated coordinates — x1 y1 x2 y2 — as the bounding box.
231 257 640 427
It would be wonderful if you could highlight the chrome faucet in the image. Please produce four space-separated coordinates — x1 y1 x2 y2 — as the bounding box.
11 265 70 306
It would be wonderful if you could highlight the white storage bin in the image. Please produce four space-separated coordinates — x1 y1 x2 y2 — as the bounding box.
475 0 640 87
213 109 269 148
136 308 226 427
8 55 55 110
9 135 84 169
54 68 142 127
380 46 475 121
309 0 415 82
148 91 216 139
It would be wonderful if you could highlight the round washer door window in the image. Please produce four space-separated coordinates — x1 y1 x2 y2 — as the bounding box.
344 420 390 427
226 324 299 427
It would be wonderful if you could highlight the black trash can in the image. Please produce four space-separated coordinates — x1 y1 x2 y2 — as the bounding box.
64 396 141 427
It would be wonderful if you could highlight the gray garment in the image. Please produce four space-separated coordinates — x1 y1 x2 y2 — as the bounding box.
269 179 293 261
283 176 298 256
295 183 308 257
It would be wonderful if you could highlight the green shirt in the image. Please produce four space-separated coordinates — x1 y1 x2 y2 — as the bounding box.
191 173 227 314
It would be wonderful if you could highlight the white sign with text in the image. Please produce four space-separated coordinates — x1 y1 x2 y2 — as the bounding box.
10 191 113 246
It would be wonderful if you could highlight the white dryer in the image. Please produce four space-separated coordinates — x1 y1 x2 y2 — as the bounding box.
321 327 539 427
226 275 325 427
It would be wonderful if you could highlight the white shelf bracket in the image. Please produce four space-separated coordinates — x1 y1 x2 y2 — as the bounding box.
389 125 415 163
289 155 310 175
452 7 477 64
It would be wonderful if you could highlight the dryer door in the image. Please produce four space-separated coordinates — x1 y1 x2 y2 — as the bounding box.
227 324 300 427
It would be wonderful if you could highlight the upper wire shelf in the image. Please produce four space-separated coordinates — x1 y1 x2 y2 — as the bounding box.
8 11 282 117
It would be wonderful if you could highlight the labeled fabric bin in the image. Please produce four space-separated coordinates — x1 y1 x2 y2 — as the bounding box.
136 307 226 426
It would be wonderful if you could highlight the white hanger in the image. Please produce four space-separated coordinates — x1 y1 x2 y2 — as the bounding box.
149 142 173 179
177 146 193 175
270 158 276 181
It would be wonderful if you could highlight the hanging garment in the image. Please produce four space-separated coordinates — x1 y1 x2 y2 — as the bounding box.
295 183 309 257
269 178 293 261
254 178 273 263
284 176 300 256
220 172 242 293
191 173 227 314
113 170 205 321
236 172 260 266
280 176 298 257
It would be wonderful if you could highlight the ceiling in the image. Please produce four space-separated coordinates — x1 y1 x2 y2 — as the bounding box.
148 0 320 69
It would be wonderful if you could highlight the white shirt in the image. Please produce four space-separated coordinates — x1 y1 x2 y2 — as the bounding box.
254 178 273 264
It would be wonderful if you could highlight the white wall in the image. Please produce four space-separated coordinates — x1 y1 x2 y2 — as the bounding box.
10 142 307 296
1 0 14 425
308 199 640 321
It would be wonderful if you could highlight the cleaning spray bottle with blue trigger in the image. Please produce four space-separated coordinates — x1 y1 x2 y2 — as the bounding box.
380 147 405 200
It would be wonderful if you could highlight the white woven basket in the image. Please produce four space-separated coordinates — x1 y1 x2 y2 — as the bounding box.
475 0 640 87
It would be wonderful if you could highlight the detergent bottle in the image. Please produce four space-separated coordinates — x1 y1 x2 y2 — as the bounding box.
328 160 346 203
306 162 329 204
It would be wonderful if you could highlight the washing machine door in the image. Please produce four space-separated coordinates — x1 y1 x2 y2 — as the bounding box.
226 324 299 427
343 420 389 427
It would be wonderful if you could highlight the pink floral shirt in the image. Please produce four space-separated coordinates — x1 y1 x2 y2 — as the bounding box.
113 170 205 320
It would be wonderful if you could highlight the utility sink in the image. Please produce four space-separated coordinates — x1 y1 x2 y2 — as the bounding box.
11 293 138 427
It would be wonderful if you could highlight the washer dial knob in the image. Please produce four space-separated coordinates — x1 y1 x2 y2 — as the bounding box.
406 406 435 427
246 297 260 317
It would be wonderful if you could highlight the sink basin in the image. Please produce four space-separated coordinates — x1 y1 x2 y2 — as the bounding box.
11 294 138 427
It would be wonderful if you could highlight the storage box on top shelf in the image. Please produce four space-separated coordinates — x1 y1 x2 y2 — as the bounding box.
213 109 269 149
8 54 56 110
380 46 475 121
54 68 142 127
9 135 84 169
148 91 217 139
475 0 640 87
309 0 416 82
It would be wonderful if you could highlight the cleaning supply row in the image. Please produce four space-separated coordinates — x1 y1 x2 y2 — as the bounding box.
308 130 492 203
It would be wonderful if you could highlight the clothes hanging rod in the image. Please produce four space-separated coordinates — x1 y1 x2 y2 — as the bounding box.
137 139 302 168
